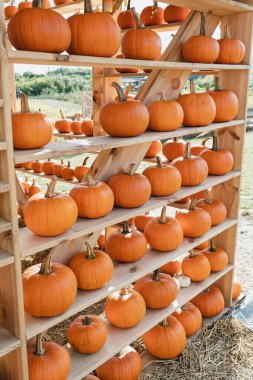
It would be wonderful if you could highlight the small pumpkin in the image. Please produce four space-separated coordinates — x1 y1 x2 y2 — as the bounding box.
190 138 211 156
191 284 225 317
144 206 183 252
107 164 151 208
23 254 77 316
175 199 212 238
145 140 162 158
81 119 93 136
42 158 56 175
160 260 181 276
164 5 190 23
232 282 242 300
143 156 182 196
182 250 211 281
200 135 234 175
135 268 178 309
27 179 41 197
143 316 186 359
171 142 208 186
5 2 18 19
55 110 71 133
70 114 83 135
216 25 245 64
117 0 136 29
140 1 165 26
196 240 209 250
22 161 33 170
97 233 105 250
115 54 139 74
197 190 227 226
105 287 146 328
68 315 107 354
74 157 89 182
202 239 228 272
53 159 66 178
162 137 186 161
134 213 153 231
31 160 43 173
18 0 33 8
62 161 75 181
172 302 202 337
21 176 30 194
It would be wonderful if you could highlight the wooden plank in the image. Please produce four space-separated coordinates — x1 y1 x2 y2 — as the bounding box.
0 326 20 358
0 181 9 193
0 250 14 269
16 168 80 185
0 99 3 108
50 0 101 14
0 219 11 234
97 70 218 78
0 142 7 151
121 22 182 33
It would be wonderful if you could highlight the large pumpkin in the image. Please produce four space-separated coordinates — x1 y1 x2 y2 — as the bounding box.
23 254 77 317
12 94 52 149
202 239 228 272
69 242 113 290
140 2 165 26
105 288 146 328
200 136 234 175
28 334 70 380
162 137 186 161
164 5 190 23
145 140 162 158
182 13 220 63
134 213 153 231
68 315 107 354
24 179 78 236
74 157 89 182
197 190 227 226
69 175 114 218
142 316 186 359
144 206 183 252
55 110 71 133
135 268 178 309
105 220 147 263
171 142 208 186
172 302 202 336
117 0 136 29
216 26 245 64
122 7 162 60
100 82 149 137
8 0 71 53
182 250 211 281
191 284 225 317
107 164 151 208
67 0 120 57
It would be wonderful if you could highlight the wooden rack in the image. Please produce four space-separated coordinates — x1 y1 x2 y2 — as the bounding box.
0 0 253 379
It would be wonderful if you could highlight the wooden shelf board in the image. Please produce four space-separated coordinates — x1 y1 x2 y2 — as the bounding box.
98 69 218 78
66 266 233 380
0 326 20 358
14 120 245 163
0 181 10 194
0 219 12 234
0 99 3 108
25 220 236 339
121 22 182 33
51 0 101 14
0 142 7 151
19 171 240 258
0 249 14 269
16 169 80 185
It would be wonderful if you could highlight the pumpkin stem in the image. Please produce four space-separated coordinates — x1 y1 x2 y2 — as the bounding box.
45 178 57 198
214 76 221 92
200 12 206 36
159 206 167 224
152 0 158 16
173 137 179 142
204 287 210 293
82 157 89 166
127 0 131 10
83 316 92 325
152 268 160 281
60 158 64 165
85 174 96 186
159 92 165 101
206 85 210 92
189 199 198 210
156 156 163 168
204 189 213 204
182 303 189 311
224 25 231 39
160 319 169 327
20 93 31 113
209 238 216 252
190 81 196 94
84 0 93 13
75 113 81 121
32 0 44 8
32 179 36 186
60 109 65 119
189 250 197 258
212 136 219 151
122 220 130 235
125 84 132 97
126 163 136 176
67 161 71 168
131 7 144 29
85 242 96 259
39 254 52 275
120 287 128 296
34 334 45 356
112 82 127 102
201 137 211 146
184 142 191 159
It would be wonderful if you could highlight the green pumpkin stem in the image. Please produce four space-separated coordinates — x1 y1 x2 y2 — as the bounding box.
45 178 57 198
83 316 92 325
131 7 144 29
156 156 163 168
190 81 196 94
159 206 167 224
126 163 136 176
20 93 31 113
34 334 45 356
209 239 216 252
112 82 127 102
200 12 206 36
122 220 130 234
152 268 160 281
32 0 44 8
214 76 221 92
39 255 52 275
212 136 219 151
85 242 96 259
184 142 191 159
160 319 169 327
127 0 131 11
84 0 93 13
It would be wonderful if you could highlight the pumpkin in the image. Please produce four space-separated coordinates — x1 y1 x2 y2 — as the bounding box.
42 158 56 175
96 346 142 380
162 137 186 161
55 110 71 133
171 142 208 186
97 233 105 250
27 334 70 380
232 282 242 300
160 260 181 276
27 179 41 197
69 175 114 218
172 302 202 337
200 136 234 175
85 376 100 380
134 213 153 231
135 268 178 309
70 114 83 135
164 5 190 23
216 25 245 64
18 0 33 9
24 178 78 236
190 138 211 156
23 161 32 170
115 54 139 74
191 284 225 317
81 119 93 136
105 287 146 328
209 77 239 122
105 220 147 263
100 82 149 137
12 94 52 149
62 161 75 181
53 159 66 178
182 13 220 63
42 0 50 7
202 239 228 272
143 52 161 73
114 84 135 101
31 161 43 173
178 81 216 127
140 1 165 26
144 206 183 252
107 164 151 208
191 188 213 201
21 176 30 194
197 190 227 226
182 250 211 281
117 0 136 29
145 140 162 158
54 0 71 4
15 163 23 168
196 240 209 250
147 93 184 132
175 199 212 238
74 157 89 182
143 156 182 196
67 0 120 57
5 2 18 19
69 242 113 290
8 0 71 53
68 315 107 354
122 7 162 60
175 196 191 204
23 254 77 316
143 316 186 359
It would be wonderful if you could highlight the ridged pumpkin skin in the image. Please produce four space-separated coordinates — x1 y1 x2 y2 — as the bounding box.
122 28 161 60
191 285 225 317
117 2 137 30
55 116 71 133
53 159 66 178
200 136 234 175
42 159 56 175
105 221 147 263
62 162 74 181
147 98 184 131
178 92 216 127
135 269 178 309
172 303 202 336
164 5 190 23
96 346 142 380
140 5 165 26
143 316 186 359
182 251 211 281
27 179 41 197
209 90 238 123
67 315 107 354
232 282 242 300
182 35 219 63
115 54 139 74
197 197 227 226
162 137 186 161
216 38 245 64
202 240 228 272
145 140 162 158
31 161 43 173
8 7 71 53
105 288 146 328
134 213 153 231
160 260 181 276
70 115 83 135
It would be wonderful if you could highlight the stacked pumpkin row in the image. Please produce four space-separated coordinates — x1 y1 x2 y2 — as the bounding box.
54 111 94 136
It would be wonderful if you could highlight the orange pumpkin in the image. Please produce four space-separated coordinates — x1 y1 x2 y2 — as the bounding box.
74 157 89 182
23 254 77 316
182 13 220 63
21 176 30 195
55 110 71 133
200 136 234 175
54 0 71 4
202 239 228 272
144 206 183 252
232 282 242 300
27 179 41 197
115 54 139 74
23 161 33 170
86 375 100 380
31 161 43 173
191 285 225 317
140 2 165 26
191 189 213 201
70 114 83 135
18 0 33 9
190 138 211 156
114 84 135 101
143 156 182 196
12 94 52 149
197 190 227 226
53 159 66 178
5 3 18 19
143 52 161 73
216 26 245 64
145 140 162 158
117 0 136 29
42 158 56 175
164 5 190 23
172 303 202 336
97 233 106 250
81 119 93 136
160 260 181 276
162 137 186 161
100 82 149 137
134 213 153 231
196 241 209 250
182 250 211 281
62 161 75 181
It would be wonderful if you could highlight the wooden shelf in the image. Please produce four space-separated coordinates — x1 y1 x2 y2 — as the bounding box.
121 22 182 33
0 219 12 234
14 120 245 163
0 326 20 358
16 169 80 185
0 249 14 269
25 220 236 339
0 181 10 194
66 266 233 380
0 142 7 151
51 0 101 15
0 99 3 108
97 69 219 78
